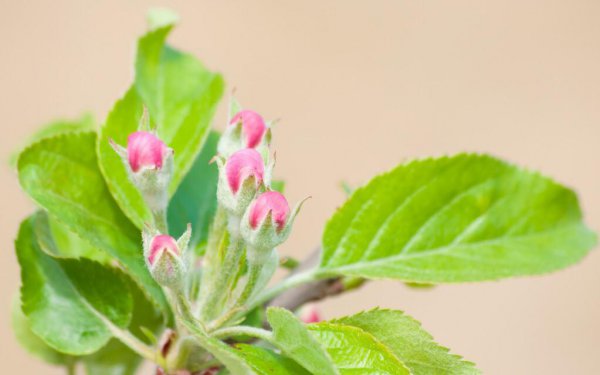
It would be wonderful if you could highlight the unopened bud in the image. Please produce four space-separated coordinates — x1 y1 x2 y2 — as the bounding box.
142 225 191 287
218 109 270 158
241 192 307 263
110 130 173 212
231 110 267 148
217 149 265 217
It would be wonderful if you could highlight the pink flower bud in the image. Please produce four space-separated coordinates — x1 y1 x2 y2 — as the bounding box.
127 131 169 172
230 110 267 148
148 234 179 265
299 304 322 324
249 191 290 231
225 149 265 194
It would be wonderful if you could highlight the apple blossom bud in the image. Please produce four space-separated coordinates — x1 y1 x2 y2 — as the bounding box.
241 192 308 263
299 304 321 324
142 225 191 288
127 131 169 172
230 110 267 148
249 191 290 232
217 149 266 217
110 131 173 213
217 109 271 158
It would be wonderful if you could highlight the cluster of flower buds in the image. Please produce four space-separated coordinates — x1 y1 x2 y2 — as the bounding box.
110 129 174 213
142 225 191 287
216 107 305 263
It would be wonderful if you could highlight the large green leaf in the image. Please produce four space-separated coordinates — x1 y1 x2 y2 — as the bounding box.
97 21 224 228
10 113 95 168
334 309 478 375
18 132 167 311
168 131 219 250
320 154 597 283
83 339 141 375
11 296 74 366
33 211 111 263
16 214 133 355
234 345 311 375
308 322 410 374
266 307 338 375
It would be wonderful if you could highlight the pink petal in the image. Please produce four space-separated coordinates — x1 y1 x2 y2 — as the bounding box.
230 110 267 148
149 234 178 265
127 131 169 172
225 149 264 194
249 191 290 231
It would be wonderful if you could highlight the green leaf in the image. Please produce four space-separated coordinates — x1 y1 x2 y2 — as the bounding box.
320 154 597 283
334 309 479 375
11 295 74 366
266 307 338 375
10 113 94 168
235 344 311 375
33 211 112 263
308 322 410 374
84 274 163 375
83 339 141 375
168 131 219 250
18 132 167 313
135 24 225 197
16 214 134 355
98 22 224 228
97 87 150 227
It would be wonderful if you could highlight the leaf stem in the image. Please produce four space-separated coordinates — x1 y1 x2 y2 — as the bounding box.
108 324 165 368
211 326 274 344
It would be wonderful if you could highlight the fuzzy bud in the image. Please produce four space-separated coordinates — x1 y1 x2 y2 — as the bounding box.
299 304 321 324
241 191 307 264
143 225 191 288
110 131 173 212
218 109 270 158
217 149 266 217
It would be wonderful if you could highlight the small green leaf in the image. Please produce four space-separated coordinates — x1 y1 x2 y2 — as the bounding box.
147 7 179 31
235 344 311 375
320 154 597 283
18 132 167 314
33 211 111 263
10 113 94 168
266 307 338 375
16 214 133 355
135 24 225 197
334 309 479 374
308 323 410 374
98 22 224 228
11 295 74 366
168 131 219 250
97 87 150 227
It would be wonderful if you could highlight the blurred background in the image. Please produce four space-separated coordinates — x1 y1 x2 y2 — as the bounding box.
1 1 599 374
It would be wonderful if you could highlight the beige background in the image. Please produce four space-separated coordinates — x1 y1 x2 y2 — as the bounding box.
1 1 599 374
